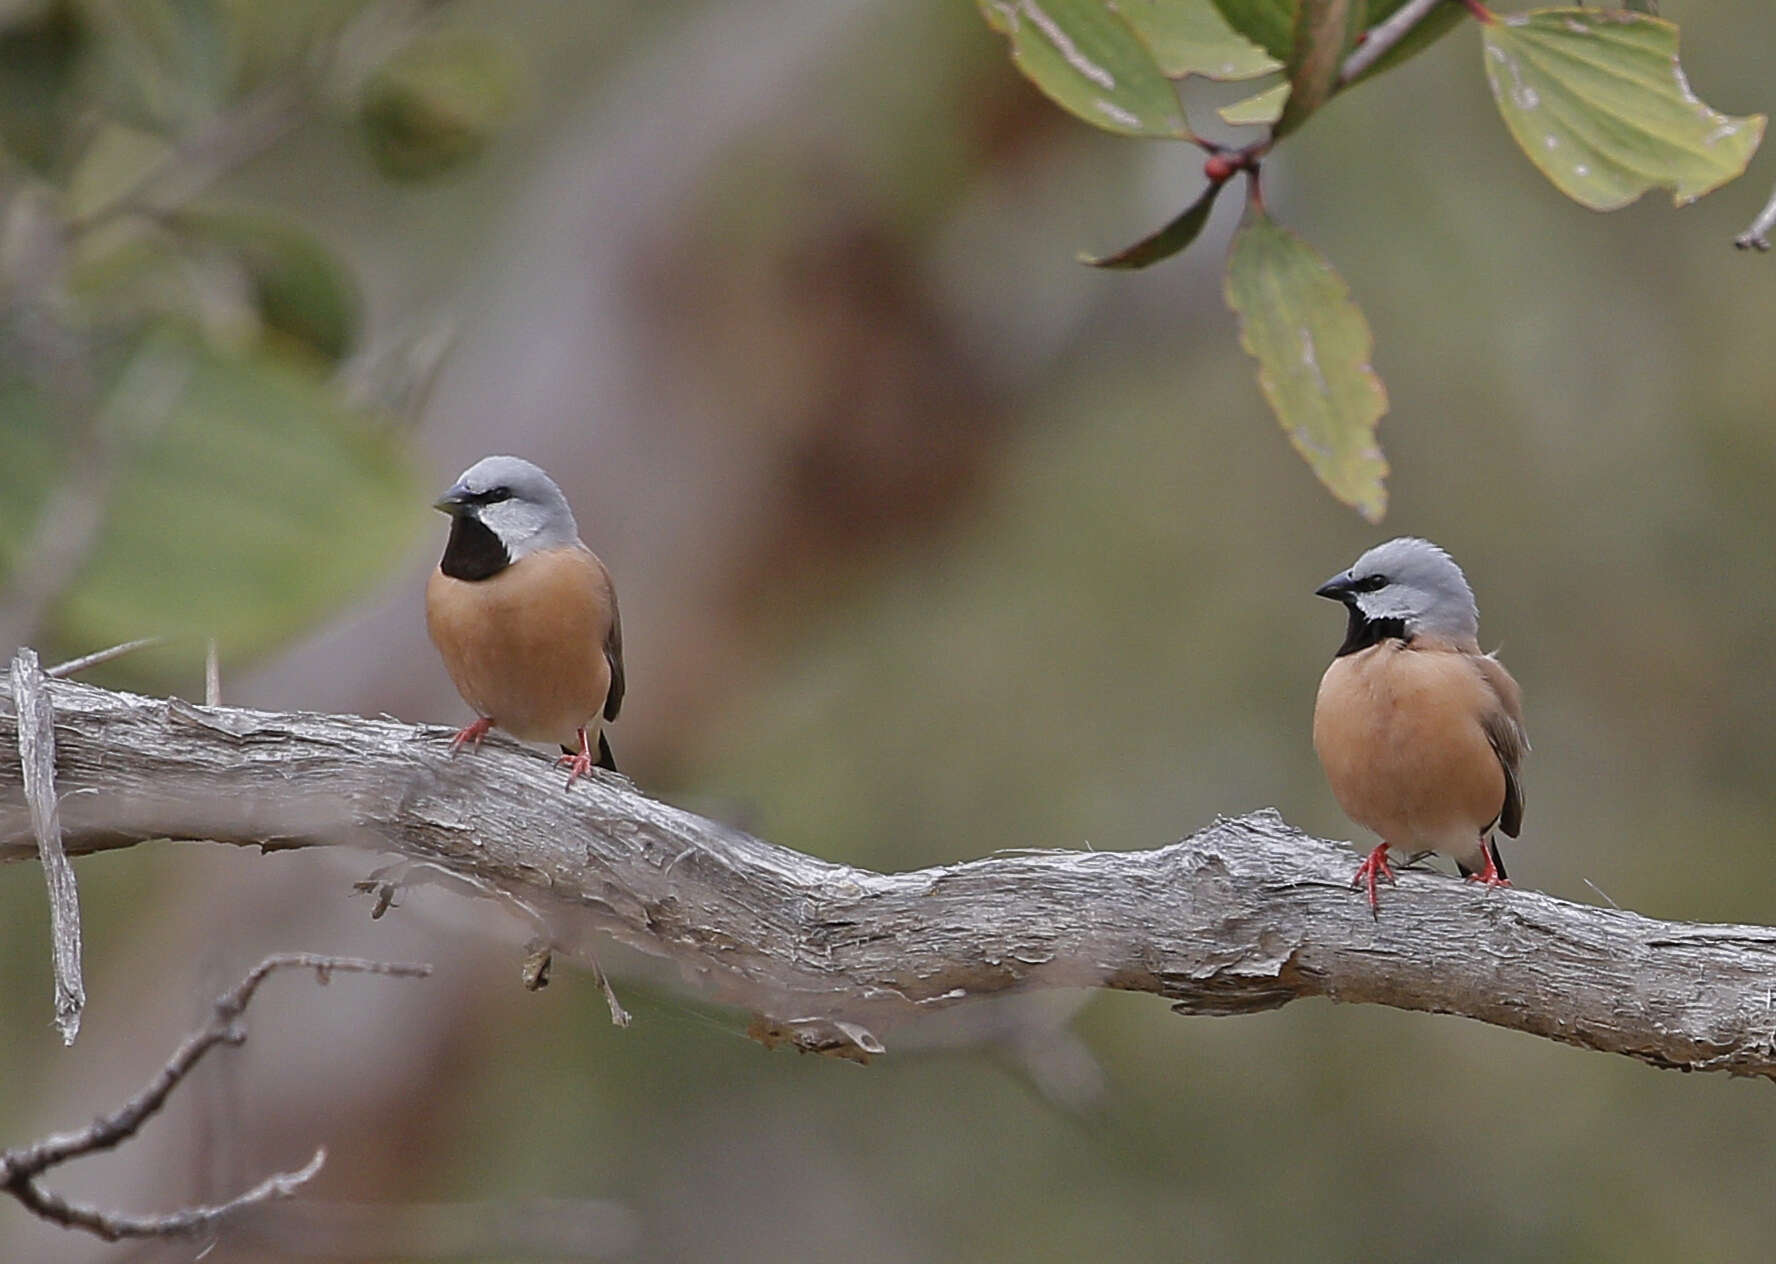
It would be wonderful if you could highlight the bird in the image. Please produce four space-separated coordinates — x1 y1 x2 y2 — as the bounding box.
425 455 625 788
1311 537 1527 913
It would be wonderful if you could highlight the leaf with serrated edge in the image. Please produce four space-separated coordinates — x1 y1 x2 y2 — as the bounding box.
1225 210 1387 521
1482 9 1764 211
1080 181 1224 268
979 0 1189 137
1118 0 1279 80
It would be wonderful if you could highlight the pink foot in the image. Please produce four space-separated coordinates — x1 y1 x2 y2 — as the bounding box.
555 726 594 789
1465 840 1512 891
450 716 494 753
1351 843 1397 915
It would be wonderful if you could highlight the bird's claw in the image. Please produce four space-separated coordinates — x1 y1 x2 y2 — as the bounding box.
1350 844 1397 916
1465 843 1512 891
450 717 494 753
556 749 594 789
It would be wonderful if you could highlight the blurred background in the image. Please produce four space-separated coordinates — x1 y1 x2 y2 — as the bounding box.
3 1 1776 1260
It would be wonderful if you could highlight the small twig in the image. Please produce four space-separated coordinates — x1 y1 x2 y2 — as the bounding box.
45 637 167 680
1340 0 1453 85
1735 178 1776 251
205 637 222 708
9 648 84 1044
0 953 431 1242
1583 877 1622 910
591 952 632 1028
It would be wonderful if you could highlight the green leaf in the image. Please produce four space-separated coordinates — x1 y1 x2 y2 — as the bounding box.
1274 0 1364 138
1481 9 1765 211
0 327 426 683
1218 79 1288 126
977 0 1189 137
1206 0 1297 63
358 31 523 180
1079 180 1225 268
1225 209 1387 521
176 210 363 363
1117 0 1279 80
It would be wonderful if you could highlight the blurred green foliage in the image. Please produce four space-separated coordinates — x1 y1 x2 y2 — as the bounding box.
3 3 1776 1262
358 29 521 179
0 0 525 682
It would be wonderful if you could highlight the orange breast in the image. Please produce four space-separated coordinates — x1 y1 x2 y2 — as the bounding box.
1313 641 1506 853
426 544 616 747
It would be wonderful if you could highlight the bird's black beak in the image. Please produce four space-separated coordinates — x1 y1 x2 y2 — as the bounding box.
1315 572 1356 601
432 483 473 516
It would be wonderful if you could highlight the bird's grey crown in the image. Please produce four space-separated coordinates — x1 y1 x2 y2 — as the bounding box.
1344 536 1479 642
453 454 579 559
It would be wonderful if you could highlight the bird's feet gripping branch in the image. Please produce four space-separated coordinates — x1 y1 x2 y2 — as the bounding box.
1350 843 1397 914
449 716 494 754
556 726 597 789
1463 837 1512 891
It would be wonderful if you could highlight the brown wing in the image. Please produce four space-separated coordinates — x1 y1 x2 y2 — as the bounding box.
1474 654 1528 837
602 581 625 722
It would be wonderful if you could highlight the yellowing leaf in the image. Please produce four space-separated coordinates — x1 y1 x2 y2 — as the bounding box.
1218 79 1288 126
1481 9 1765 211
977 0 1189 137
1225 210 1387 521
1117 0 1279 80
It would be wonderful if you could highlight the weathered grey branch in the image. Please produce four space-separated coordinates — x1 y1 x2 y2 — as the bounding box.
5 675 1776 1076
9 649 83 1043
0 953 431 1241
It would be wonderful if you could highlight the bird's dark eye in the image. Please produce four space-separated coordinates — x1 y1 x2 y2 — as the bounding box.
1355 573 1388 593
466 485 512 506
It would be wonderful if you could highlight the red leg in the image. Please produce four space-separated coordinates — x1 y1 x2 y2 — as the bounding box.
1466 838 1512 890
555 726 595 789
1350 843 1397 914
450 716 494 753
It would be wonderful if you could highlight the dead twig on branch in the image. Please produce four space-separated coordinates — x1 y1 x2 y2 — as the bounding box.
8 648 84 1043
5 674 1776 1077
0 953 431 1241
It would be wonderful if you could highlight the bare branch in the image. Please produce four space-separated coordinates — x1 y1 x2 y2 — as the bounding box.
1340 0 1453 85
5 675 1776 1080
8 648 83 1043
1735 176 1776 251
0 953 431 1242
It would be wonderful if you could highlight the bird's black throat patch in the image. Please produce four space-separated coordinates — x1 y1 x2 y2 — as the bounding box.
1335 605 1407 657
440 514 510 581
